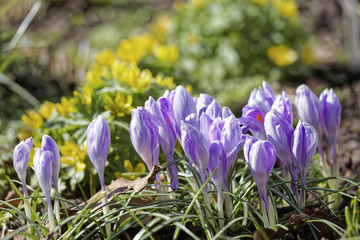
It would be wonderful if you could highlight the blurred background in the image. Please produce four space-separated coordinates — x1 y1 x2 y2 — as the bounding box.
1 0 360 198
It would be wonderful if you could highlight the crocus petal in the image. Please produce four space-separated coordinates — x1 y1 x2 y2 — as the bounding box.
200 112 214 146
196 93 215 119
25 137 33 151
222 106 235 119
205 100 222 120
181 121 209 182
208 141 227 190
271 91 293 125
41 135 60 190
221 116 241 174
87 115 111 189
209 118 222 143
33 149 54 197
263 81 276 101
319 88 341 146
173 86 197 140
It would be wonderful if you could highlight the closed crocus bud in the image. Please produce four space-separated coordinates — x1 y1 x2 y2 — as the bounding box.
221 116 242 182
272 91 293 125
262 81 276 101
319 89 341 147
33 148 55 231
245 139 276 213
41 135 60 190
181 121 209 183
292 120 318 207
200 112 214 146
173 86 197 140
87 115 111 191
208 141 226 190
130 108 160 173
13 137 32 196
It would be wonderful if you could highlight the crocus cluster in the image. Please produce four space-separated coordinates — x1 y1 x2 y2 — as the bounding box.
13 135 61 232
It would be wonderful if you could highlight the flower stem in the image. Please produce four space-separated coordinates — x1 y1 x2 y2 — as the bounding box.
217 190 224 230
46 197 55 232
101 190 111 237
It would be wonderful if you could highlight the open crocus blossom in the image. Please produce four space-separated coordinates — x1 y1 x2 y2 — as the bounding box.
13 137 32 197
41 135 61 223
319 88 341 173
33 148 55 231
243 136 276 227
292 120 318 207
295 84 325 164
87 115 111 236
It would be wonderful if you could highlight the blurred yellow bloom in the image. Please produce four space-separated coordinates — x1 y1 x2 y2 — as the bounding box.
173 0 186 11
185 85 193 95
155 75 176 89
103 91 133 117
267 44 298 67
190 0 206 7
95 49 116 68
117 39 144 64
112 60 128 82
133 34 159 53
85 66 105 88
56 97 75 118
149 15 172 38
39 101 55 120
60 141 87 172
271 0 298 20
73 85 93 109
114 160 146 180
22 110 44 129
17 128 33 141
154 45 179 63
29 140 41 166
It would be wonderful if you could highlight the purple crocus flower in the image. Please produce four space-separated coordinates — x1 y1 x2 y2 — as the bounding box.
199 112 214 146
204 100 222 120
319 88 341 169
295 84 324 164
264 110 298 197
271 91 293 125
13 137 32 197
196 93 215 119
173 86 197 140
41 135 60 191
87 115 111 191
292 120 318 207
33 148 55 231
181 121 209 183
146 97 179 189
208 141 227 190
243 136 276 218
130 108 160 173
222 107 235 119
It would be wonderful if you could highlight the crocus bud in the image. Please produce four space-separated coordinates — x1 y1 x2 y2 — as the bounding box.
196 93 215 119
292 120 318 207
319 88 341 147
173 86 197 139
41 135 60 190
181 121 209 183
271 91 293 125
87 115 111 190
13 137 32 196
130 108 160 173
33 148 55 231
244 138 276 212
204 100 222 120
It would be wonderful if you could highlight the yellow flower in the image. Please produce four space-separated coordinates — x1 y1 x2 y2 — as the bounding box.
112 60 128 82
85 66 105 88
173 0 186 11
153 45 179 63
114 160 146 180
122 65 152 93
133 34 159 53
95 49 116 68
267 44 298 67
301 43 316 65
73 86 93 109
29 140 41 167
39 101 55 120
17 128 33 141
185 85 193 95
22 110 44 129
56 97 76 118
155 75 176 89
116 39 144 64
271 0 298 20
60 141 87 172
103 91 133 117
